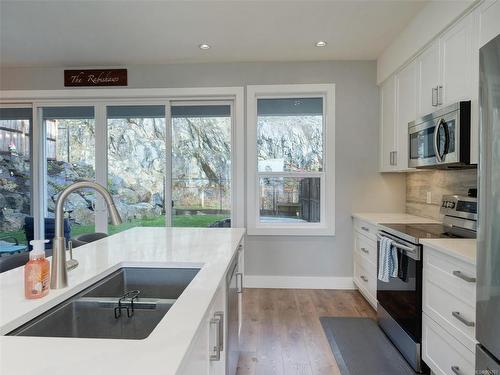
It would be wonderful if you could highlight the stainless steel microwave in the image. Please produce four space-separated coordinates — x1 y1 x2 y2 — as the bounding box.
408 101 472 169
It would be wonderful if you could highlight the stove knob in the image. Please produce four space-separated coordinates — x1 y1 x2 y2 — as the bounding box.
449 202 456 209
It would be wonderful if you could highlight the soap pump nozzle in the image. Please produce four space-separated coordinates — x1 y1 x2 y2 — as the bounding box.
29 240 49 259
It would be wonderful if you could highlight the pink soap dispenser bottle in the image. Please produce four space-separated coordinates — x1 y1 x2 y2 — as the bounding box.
24 240 50 299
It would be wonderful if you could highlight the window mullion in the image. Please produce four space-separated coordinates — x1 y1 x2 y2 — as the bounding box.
165 101 172 227
32 105 45 240
95 103 108 233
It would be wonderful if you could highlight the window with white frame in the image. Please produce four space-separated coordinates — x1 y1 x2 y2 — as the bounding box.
247 84 335 235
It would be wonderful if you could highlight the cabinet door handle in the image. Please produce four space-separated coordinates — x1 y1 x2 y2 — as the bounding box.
236 272 243 294
451 365 461 375
452 270 476 283
360 275 368 282
432 86 438 106
361 247 369 254
452 311 475 327
209 316 221 361
389 151 397 166
209 312 224 361
361 226 370 232
437 85 443 105
214 311 224 351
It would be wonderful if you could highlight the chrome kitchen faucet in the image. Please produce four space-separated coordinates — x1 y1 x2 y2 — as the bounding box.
50 181 122 289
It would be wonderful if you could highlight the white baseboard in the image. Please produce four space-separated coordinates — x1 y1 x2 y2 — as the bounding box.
244 275 355 290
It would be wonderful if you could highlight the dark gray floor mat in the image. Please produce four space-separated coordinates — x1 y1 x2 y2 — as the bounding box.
320 317 417 375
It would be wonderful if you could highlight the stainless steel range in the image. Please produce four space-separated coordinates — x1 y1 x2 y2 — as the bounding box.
376 194 477 373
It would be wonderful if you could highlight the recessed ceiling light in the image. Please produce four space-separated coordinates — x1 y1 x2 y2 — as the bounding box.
199 43 211 50
315 41 327 47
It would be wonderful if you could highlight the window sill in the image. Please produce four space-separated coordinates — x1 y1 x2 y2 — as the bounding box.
247 225 335 236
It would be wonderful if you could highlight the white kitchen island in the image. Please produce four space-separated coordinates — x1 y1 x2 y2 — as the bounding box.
0 227 245 375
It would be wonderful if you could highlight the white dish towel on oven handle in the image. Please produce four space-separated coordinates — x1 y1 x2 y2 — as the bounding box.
378 237 399 282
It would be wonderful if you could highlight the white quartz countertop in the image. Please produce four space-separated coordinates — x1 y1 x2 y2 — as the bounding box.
0 227 245 375
352 212 440 225
420 238 476 265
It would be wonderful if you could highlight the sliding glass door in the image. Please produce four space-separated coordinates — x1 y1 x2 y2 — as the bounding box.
40 106 96 241
106 105 166 233
0 98 236 246
171 103 232 227
0 107 32 246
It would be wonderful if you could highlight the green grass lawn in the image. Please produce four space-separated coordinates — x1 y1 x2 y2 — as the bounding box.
1 214 228 246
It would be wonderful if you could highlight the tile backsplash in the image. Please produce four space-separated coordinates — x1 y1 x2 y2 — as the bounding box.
406 169 478 220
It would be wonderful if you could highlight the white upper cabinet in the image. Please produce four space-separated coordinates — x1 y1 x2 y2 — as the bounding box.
439 10 480 164
379 5 485 171
440 11 478 106
416 41 441 117
396 61 418 171
474 0 500 163
379 64 416 172
379 76 397 172
478 0 500 47
416 15 477 116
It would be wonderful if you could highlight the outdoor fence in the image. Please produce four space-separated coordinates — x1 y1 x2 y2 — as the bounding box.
0 120 31 157
172 177 231 214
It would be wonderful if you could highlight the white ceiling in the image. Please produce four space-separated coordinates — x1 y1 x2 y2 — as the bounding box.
0 0 427 68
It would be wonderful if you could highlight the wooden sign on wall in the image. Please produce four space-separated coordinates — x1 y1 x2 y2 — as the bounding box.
64 69 127 87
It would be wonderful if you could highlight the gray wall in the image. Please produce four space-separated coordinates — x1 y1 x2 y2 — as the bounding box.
0 61 406 278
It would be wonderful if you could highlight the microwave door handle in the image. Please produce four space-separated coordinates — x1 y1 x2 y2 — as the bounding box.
443 121 450 156
433 120 443 162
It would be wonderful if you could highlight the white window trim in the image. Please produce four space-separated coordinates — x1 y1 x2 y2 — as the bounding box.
0 87 245 235
246 84 335 236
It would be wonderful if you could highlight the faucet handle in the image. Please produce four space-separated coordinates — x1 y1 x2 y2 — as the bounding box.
66 240 79 271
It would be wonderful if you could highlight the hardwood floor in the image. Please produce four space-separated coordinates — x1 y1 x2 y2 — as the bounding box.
236 289 376 375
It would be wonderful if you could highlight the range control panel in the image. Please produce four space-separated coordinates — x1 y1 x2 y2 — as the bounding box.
440 195 478 218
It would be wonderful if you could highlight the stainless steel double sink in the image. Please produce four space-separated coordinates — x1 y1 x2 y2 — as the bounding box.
8 267 200 340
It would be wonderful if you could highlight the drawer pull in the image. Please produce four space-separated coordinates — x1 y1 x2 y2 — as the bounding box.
236 272 243 294
452 270 476 283
361 247 369 254
361 226 370 232
451 366 461 375
360 275 368 282
452 311 475 327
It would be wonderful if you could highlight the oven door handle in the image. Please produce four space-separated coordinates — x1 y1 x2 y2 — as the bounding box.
377 234 416 254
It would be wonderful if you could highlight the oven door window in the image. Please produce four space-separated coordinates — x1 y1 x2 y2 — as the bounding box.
377 250 422 340
410 126 435 160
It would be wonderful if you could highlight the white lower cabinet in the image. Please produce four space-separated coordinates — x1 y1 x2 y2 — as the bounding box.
423 314 475 375
177 285 226 375
422 245 476 375
178 242 244 375
352 218 378 309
